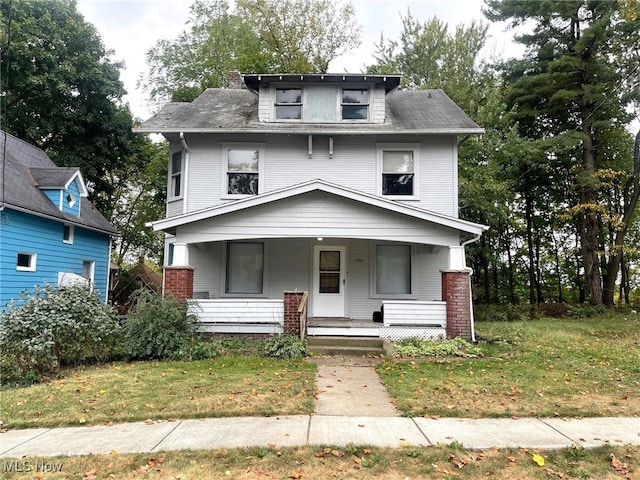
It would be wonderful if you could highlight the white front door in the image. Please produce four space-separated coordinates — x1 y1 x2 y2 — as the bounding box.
312 246 346 317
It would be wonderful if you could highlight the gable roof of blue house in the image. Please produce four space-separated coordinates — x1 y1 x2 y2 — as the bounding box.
0 131 116 235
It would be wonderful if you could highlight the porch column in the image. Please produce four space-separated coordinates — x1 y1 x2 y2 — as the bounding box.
164 266 194 302
163 243 194 302
283 291 304 336
441 246 473 341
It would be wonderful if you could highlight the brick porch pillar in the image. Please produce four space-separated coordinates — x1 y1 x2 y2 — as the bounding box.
441 270 473 341
164 266 195 302
283 291 305 336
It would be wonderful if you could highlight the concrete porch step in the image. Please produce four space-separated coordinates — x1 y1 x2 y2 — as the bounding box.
306 336 387 356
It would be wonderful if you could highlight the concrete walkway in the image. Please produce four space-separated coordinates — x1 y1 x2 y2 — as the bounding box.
1 416 638 457
313 356 399 417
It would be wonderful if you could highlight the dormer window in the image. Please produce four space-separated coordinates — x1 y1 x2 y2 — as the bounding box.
275 88 302 119
66 192 76 208
342 89 369 120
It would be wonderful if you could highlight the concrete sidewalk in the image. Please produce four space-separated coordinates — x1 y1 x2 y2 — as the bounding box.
1 416 639 457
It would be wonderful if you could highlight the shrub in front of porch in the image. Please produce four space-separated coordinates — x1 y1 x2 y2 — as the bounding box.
392 337 485 358
122 289 198 360
263 334 307 359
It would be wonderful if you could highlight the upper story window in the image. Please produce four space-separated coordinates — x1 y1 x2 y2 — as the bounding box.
66 192 76 208
170 151 183 199
224 147 263 197
377 145 419 199
63 224 74 244
275 88 302 119
342 89 369 120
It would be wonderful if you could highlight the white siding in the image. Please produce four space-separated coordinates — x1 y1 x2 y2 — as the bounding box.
177 190 461 246
370 86 386 123
190 242 221 298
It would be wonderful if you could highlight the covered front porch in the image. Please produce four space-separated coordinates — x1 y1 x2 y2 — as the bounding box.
157 181 486 342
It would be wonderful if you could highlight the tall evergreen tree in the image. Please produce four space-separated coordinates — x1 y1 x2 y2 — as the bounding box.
484 0 640 305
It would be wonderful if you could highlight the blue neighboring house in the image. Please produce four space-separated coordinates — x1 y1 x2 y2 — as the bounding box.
0 131 117 308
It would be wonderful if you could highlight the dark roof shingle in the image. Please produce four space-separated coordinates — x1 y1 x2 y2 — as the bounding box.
0 131 117 235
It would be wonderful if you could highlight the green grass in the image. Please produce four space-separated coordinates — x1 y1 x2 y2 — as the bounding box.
378 313 640 418
0 356 316 429
0 445 638 479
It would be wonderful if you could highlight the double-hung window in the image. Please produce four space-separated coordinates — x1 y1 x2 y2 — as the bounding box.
378 145 419 198
374 244 412 295
275 88 302 120
170 151 183 198
226 242 264 294
224 147 262 196
342 89 369 120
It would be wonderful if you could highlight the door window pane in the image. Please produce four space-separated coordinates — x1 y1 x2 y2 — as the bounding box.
226 243 264 294
319 250 340 294
376 245 411 294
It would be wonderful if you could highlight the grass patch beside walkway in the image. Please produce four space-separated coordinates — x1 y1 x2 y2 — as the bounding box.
1 444 638 479
379 313 640 418
1 356 315 429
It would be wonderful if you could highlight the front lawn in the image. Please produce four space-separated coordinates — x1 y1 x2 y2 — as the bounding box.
1 444 638 479
0 356 316 429
379 313 640 418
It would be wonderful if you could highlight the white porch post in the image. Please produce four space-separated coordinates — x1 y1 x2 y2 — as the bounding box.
171 243 190 266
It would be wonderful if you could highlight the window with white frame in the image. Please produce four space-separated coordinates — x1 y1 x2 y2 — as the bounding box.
342 89 369 120
170 151 183 198
378 145 419 198
82 260 95 289
275 88 302 119
375 244 411 295
66 192 76 208
225 147 261 196
225 242 264 294
63 224 74 244
16 252 37 271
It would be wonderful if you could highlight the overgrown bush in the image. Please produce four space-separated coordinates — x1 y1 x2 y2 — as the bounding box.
0 285 121 384
263 334 307 359
567 303 607 319
122 290 198 360
392 337 484 358
474 304 529 322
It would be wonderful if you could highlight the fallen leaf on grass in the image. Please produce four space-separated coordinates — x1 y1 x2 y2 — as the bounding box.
610 453 631 478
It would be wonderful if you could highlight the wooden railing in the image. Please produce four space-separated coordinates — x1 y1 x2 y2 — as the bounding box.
298 291 309 341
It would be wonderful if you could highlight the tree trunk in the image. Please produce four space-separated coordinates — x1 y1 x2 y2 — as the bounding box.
579 106 603 305
525 191 537 304
602 129 640 305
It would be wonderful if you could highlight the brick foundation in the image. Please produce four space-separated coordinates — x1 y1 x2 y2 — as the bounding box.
164 266 195 302
283 291 305 336
441 270 473 341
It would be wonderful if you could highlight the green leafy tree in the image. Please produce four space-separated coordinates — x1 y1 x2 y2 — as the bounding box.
484 0 640 305
0 0 135 215
141 0 361 103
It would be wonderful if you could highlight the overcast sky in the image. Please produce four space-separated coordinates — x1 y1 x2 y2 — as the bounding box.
76 0 524 120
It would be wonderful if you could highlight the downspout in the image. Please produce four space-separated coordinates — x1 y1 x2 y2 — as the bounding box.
180 132 190 214
461 233 482 342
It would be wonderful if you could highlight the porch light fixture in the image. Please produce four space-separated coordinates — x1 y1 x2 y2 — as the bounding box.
317 237 323 241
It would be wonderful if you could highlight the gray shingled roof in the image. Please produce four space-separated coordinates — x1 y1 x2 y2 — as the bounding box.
30 168 80 189
0 131 117 235
135 87 482 135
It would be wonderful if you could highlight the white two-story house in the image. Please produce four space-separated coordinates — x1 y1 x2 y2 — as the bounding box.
135 73 488 340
